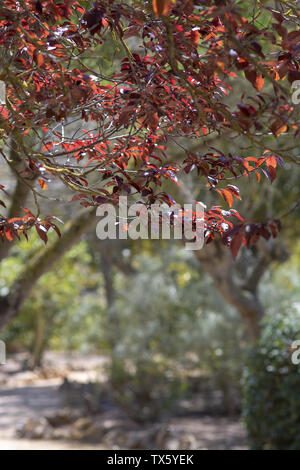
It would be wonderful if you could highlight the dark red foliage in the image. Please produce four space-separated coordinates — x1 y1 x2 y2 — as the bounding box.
0 0 298 255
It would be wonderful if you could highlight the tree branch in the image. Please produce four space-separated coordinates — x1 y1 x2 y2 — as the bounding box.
0 207 97 330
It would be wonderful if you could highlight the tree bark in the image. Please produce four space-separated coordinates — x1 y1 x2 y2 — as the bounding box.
28 309 46 369
194 238 288 341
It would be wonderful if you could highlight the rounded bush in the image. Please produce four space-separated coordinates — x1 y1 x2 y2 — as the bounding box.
111 358 185 422
243 311 300 449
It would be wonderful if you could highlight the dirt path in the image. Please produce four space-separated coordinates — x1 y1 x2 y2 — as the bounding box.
0 353 108 450
0 439 106 450
0 380 109 449
0 352 248 450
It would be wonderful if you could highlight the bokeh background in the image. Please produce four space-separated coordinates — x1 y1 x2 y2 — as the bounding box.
0 0 299 450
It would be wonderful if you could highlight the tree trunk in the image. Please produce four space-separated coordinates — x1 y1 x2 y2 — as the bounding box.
28 309 46 369
194 238 288 340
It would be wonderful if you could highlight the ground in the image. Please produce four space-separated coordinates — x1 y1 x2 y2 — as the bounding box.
0 352 248 450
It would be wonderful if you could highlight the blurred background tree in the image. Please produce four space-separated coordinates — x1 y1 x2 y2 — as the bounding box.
0 0 299 449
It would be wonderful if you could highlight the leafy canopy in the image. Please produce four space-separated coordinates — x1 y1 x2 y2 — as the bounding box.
0 0 299 257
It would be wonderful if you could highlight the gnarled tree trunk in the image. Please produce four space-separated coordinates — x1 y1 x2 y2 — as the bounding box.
194 238 289 340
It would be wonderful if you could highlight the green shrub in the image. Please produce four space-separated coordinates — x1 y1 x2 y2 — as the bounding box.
243 310 300 449
108 253 246 420
111 357 185 423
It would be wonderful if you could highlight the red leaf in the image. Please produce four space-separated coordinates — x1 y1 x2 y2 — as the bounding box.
38 179 48 190
271 119 288 137
230 230 244 259
265 166 276 183
152 0 170 17
50 222 61 238
245 69 264 91
255 75 264 92
266 156 277 168
5 229 14 242
35 224 48 244
226 185 241 199
36 53 44 67
216 189 234 208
